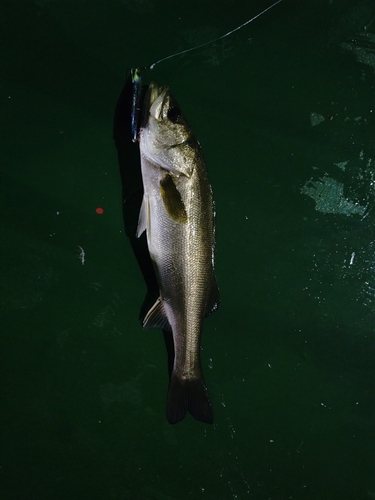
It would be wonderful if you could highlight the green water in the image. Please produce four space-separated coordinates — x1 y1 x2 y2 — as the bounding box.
1 1 374 498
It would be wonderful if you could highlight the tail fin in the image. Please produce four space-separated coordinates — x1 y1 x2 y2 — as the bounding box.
166 373 213 424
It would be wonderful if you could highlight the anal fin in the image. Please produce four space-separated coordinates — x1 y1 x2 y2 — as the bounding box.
142 297 172 332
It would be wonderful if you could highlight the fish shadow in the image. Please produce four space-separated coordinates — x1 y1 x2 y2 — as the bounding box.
113 73 174 379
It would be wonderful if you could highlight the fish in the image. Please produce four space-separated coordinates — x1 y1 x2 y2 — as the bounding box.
136 82 219 424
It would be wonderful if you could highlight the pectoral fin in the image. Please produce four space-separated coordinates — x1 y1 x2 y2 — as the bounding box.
160 174 187 224
142 297 172 331
136 194 150 237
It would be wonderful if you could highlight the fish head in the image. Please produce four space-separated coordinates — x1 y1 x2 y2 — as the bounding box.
140 82 196 177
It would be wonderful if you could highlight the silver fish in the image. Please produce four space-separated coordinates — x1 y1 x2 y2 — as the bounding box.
137 82 219 424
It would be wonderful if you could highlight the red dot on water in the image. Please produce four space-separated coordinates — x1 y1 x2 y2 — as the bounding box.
96 207 104 214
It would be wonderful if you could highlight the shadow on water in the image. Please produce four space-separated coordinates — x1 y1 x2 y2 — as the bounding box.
112 73 175 388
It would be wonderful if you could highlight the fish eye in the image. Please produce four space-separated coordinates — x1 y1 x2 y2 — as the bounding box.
167 106 181 123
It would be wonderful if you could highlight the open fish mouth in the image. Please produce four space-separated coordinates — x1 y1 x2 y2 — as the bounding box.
148 81 162 107
141 82 169 125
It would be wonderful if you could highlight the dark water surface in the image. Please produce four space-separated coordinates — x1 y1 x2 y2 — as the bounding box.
1 1 374 499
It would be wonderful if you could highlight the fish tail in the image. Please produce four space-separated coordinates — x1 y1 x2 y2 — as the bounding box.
166 373 213 424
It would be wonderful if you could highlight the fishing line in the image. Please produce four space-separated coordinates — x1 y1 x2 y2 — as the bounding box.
130 0 283 141
145 0 283 70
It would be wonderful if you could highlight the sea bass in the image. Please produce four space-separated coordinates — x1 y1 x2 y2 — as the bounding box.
137 82 219 424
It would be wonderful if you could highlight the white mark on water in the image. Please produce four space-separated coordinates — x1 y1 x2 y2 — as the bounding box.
301 176 366 216
334 160 349 171
77 245 85 265
349 252 355 266
310 112 325 126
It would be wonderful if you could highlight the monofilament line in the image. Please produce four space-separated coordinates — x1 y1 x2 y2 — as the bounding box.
147 0 283 70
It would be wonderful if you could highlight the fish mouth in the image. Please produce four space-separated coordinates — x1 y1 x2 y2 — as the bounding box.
148 81 162 107
142 81 168 126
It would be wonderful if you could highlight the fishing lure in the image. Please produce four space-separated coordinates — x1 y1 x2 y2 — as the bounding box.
129 0 282 141
130 67 142 142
